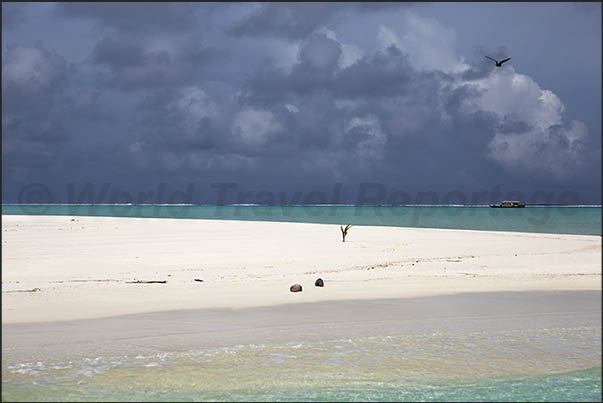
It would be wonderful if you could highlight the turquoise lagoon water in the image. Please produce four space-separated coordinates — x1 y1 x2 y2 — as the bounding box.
3 327 601 401
2 205 601 235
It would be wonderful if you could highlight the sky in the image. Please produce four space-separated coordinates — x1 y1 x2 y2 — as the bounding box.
2 2 601 205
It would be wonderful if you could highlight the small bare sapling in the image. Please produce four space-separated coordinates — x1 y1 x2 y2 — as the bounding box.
340 224 353 242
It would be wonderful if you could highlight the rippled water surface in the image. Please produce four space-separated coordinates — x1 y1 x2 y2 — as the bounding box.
3 326 601 401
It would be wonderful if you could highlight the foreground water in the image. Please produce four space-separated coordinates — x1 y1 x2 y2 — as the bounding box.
3 327 601 401
2 205 601 235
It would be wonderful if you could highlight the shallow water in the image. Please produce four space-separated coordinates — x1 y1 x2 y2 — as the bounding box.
2 205 601 235
3 326 600 401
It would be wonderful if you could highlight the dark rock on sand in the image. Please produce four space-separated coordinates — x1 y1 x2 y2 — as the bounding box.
290 284 302 292
315 278 324 287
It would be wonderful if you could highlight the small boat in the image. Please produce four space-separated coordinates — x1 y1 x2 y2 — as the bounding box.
489 200 525 208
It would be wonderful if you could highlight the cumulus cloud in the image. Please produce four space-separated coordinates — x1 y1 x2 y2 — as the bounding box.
299 33 342 72
134 86 220 151
2 45 67 96
320 29 364 69
455 67 588 176
54 2 207 33
345 115 387 159
285 104 299 113
232 108 283 146
229 3 342 41
3 3 598 202
235 13 590 182
229 3 408 41
488 120 587 178
377 13 469 74
2 45 72 175
91 34 214 90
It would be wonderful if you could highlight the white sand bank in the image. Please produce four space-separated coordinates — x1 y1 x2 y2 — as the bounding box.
2 215 601 323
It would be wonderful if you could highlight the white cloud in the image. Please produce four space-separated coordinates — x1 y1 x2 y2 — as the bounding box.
2 46 66 92
232 108 283 145
377 12 469 74
470 68 564 129
488 120 587 178
272 40 301 73
285 104 299 113
167 86 217 135
144 35 182 60
318 28 364 70
340 43 364 69
345 115 387 159
376 25 400 49
457 67 588 176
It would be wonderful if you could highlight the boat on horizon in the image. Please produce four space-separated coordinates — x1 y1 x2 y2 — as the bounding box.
489 200 525 208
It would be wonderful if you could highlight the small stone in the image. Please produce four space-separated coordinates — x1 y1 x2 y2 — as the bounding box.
290 284 302 293
314 278 324 287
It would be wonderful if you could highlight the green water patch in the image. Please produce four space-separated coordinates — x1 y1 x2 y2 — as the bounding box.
3 327 601 401
2 367 600 402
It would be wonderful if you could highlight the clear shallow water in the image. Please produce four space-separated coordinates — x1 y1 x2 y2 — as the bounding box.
3 327 601 401
2 205 601 235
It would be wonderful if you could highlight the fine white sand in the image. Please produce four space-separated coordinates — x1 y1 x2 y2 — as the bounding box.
2 215 601 323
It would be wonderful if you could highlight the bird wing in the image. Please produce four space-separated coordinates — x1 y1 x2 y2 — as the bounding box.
499 57 511 64
485 56 498 63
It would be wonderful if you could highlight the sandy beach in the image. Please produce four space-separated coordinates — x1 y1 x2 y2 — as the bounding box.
2 215 601 323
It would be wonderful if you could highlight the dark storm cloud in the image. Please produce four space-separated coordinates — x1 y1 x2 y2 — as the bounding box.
134 86 221 151
2 45 69 110
67 2 228 92
2 44 72 173
54 2 206 33
91 37 146 67
240 42 417 104
2 40 118 187
2 3 601 203
229 3 408 41
333 47 418 98
89 34 216 90
229 3 344 41
232 42 483 176
233 33 594 193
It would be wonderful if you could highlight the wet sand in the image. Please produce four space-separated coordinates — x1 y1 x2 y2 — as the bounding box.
3 290 601 364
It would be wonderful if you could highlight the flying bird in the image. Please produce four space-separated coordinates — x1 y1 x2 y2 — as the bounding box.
485 56 511 67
